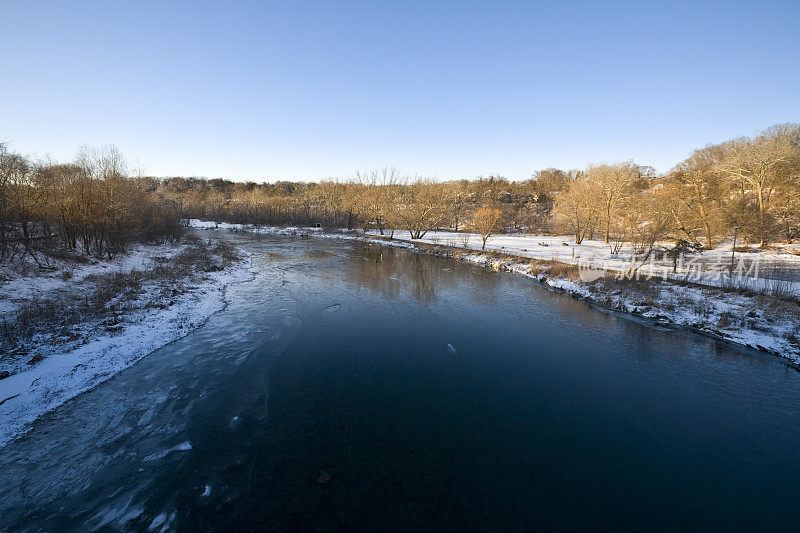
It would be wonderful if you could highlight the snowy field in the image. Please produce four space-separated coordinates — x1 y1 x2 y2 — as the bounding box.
372 230 800 295
0 240 252 448
190 221 800 365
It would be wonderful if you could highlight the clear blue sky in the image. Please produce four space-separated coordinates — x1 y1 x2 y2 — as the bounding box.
2 0 798 181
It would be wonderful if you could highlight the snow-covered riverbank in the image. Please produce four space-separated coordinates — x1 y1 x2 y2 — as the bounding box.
450 252 800 363
190 221 800 366
0 239 252 448
376 230 800 293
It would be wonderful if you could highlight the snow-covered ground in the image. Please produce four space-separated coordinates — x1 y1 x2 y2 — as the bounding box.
0 240 252 448
1 242 184 315
371 230 800 295
189 220 800 365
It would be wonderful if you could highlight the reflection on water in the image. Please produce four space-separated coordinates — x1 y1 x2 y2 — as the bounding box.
1 233 799 532
350 242 499 306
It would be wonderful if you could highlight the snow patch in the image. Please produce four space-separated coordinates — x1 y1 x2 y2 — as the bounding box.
0 249 252 449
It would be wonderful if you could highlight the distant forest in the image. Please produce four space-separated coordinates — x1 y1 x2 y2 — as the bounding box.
1 123 798 266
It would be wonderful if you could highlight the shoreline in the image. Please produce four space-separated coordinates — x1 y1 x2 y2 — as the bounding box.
191 221 800 367
0 242 253 449
374 238 800 365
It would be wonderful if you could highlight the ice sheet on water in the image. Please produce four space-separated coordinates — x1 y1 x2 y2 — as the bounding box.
233 352 250 365
87 495 143 531
148 511 175 532
142 441 192 462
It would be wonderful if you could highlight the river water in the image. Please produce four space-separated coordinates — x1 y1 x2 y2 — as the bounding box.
1 233 799 531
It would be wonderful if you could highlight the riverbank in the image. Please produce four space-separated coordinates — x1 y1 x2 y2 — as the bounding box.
0 235 252 448
190 221 800 366
370 230 800 292
428 247 800 363
5 227 800 532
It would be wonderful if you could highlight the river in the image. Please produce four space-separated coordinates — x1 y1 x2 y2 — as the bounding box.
1 232 799 531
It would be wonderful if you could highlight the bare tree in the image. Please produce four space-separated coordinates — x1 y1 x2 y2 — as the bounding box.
354 169 400 234
715 124 800 246
394 180 447 239
0 144 183 265
584 162 642 244
472 206 503 250
553 176 596 244
203 189 228 228
624 189 673 276
668 144 726 248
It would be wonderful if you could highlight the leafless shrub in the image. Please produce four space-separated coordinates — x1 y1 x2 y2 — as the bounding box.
720 275 799 303
543 261 580 279
691 300 714 318
599 277 662 301
0 236 240 360
762 279 798 299
717 312 735 329
784 323 800 345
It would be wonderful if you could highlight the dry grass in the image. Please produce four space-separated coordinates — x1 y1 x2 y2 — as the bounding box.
539 260 580 279
0 236 241 359
719 276 799 303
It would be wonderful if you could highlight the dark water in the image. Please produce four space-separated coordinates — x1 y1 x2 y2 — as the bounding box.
1 233 800 532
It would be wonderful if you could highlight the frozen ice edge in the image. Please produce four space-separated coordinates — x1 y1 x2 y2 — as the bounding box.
0 252 254 450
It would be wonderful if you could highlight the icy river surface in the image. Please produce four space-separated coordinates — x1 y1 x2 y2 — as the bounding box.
2 232 800 531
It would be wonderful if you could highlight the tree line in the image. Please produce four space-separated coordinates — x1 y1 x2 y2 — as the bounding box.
0 144 182 266
553 124 800 249
157 123 799 249
2 123 798 267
